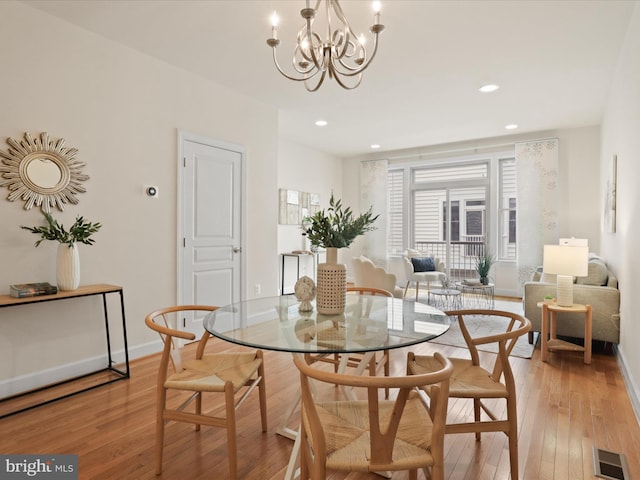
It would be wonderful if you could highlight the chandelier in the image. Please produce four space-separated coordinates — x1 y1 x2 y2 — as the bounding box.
266 1 385 92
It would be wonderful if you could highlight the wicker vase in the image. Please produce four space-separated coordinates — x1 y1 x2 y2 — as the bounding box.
316 247 346 314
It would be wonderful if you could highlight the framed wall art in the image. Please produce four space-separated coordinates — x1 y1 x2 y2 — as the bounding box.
604 154 617 233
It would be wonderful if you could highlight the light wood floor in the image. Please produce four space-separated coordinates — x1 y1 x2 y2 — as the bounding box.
1 309 639 480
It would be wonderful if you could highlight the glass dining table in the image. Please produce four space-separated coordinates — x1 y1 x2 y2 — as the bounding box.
203 294 450 479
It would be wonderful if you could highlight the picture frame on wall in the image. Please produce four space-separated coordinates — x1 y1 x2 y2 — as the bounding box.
278 189 320 225
604 154 617 233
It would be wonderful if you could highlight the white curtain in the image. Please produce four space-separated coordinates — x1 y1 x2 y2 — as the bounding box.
360 159 388 267
516 138 559 292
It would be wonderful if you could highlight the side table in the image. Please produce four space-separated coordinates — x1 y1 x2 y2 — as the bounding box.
455 281 495 309
428 288 462 310
539 301 592 364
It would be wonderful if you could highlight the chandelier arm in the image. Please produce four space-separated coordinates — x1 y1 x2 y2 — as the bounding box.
330 65 363 90
333 33 381 76
330 1 359 59
271 48 322 82
292 44 320 75
303 32 325 70
304 69 328 92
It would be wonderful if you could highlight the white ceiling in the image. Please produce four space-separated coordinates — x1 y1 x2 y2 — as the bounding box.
22 0 635 158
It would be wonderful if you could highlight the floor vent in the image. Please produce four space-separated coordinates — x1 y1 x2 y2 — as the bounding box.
594 447 631 480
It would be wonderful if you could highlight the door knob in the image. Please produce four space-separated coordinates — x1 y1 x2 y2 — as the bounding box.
232 246 241 253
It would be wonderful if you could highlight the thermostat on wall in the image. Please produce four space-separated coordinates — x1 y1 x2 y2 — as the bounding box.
144 185 159 198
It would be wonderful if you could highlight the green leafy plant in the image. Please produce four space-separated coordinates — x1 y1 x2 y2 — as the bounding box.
302 194 379 248
475 252 495 279
21 212 102 247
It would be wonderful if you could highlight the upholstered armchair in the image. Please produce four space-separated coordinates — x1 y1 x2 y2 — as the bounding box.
388 251 446 301
351 256 403 297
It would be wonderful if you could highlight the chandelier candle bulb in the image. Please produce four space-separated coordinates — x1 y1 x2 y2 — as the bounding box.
270 12 278 39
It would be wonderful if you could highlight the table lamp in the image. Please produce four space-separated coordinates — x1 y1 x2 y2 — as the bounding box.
543 244 588 306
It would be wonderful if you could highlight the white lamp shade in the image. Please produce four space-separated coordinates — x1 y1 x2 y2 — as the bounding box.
543 244 588 306
543 245 589 277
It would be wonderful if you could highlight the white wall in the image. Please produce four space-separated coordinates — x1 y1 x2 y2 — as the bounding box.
601 1 640 418
276 139 343 285
0 1 278 394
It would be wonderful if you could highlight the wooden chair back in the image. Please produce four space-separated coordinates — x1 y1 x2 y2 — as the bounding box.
293 352 453 477
443 309 531 381
145 304 217 375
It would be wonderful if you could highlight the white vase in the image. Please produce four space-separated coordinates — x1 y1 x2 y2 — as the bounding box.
57 243 80 291
316 247 346 314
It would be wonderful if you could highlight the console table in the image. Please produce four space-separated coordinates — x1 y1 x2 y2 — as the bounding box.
280 252 317 295
0 284 129 418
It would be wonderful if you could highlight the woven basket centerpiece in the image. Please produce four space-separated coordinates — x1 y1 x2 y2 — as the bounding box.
316 249 346 314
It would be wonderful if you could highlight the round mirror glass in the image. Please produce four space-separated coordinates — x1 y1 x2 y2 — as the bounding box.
26 158 63 189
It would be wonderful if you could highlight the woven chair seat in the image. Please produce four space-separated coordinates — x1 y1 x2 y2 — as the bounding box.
316 392 436 472
165 352 263 392
410 356 508 399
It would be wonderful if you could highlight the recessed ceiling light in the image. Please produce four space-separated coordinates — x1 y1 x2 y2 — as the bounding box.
479 84 500 93
370 144 381 149
315 120 327 126
505 124 518 130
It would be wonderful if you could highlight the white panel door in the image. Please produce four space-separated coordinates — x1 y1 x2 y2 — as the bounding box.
179 134 243 336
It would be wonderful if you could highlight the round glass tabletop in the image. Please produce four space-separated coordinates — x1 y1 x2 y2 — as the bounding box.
203 294 450 354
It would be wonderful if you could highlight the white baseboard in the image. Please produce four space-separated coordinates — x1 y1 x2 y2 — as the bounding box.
615 344 640 425
0 339 162 399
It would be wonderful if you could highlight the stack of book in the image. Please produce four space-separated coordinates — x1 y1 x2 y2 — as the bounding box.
9 282 58 298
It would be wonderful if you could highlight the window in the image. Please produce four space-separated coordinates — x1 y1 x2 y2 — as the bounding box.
388 153 517 274
509 198 516 243
442 201 460 241
387 169 404 253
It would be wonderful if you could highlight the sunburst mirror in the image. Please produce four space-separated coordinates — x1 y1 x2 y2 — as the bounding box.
0 132 89 212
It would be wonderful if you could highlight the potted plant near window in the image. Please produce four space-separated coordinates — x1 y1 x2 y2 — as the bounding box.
475 252 495 285
302 194 378 314
21 212 102 291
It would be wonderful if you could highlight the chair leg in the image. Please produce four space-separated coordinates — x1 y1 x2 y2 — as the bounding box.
474 398 481 441
225 384 238 480
155 389 166 475
384 351 390 399
528 331 534 344
258 356 268 432
507 396 519 480
431 464 445 480
415 281 420 301
195 391 202 431
404 281 410 298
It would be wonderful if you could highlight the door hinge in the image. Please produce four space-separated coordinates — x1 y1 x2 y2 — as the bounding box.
183 157 186 167
183 238 186 247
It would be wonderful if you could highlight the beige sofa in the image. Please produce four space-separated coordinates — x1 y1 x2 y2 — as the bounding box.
523 256 620 344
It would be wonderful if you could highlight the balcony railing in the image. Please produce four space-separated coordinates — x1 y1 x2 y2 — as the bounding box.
415 239 486 281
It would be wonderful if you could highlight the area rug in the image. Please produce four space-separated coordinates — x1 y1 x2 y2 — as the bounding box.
427 299 539 359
